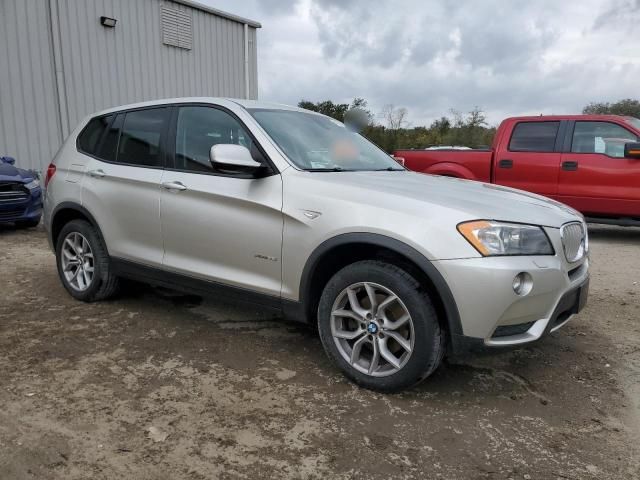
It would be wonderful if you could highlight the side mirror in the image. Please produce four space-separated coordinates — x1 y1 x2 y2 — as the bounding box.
624 142 640 159
209 144 263 171
1 156 16 165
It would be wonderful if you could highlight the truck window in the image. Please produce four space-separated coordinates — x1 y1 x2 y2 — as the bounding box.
508 122 559 152
571 121 638 158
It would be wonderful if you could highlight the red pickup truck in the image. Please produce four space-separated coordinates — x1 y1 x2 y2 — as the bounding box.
395 115 640 225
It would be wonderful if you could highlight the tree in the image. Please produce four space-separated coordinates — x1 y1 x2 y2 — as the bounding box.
296 97 498 153
380 104 409 130
582 98 640 118
350 97 374 125
297 99 349 121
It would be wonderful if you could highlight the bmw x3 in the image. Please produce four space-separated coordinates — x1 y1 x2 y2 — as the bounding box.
43 98 590 391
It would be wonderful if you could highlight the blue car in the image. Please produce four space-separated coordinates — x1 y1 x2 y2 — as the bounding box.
0 156 42 228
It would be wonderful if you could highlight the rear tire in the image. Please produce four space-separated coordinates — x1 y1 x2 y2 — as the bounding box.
55 219 119 302
318 260 444 392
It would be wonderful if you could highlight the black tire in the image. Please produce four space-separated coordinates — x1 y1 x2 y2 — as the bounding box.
55 219 119 302
318 260 444 392
15 217 41 228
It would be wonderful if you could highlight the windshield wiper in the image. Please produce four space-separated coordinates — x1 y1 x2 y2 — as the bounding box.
373 167 405 171
305 167 352 172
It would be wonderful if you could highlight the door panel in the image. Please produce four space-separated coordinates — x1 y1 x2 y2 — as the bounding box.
82 160 164 264
159 172 283 296
493 121 562 195
558 121 640 217
160 105 283 296
79 108 169 265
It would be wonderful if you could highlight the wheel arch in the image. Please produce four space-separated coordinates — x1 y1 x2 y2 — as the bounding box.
50 202 104 251
296 233 463 343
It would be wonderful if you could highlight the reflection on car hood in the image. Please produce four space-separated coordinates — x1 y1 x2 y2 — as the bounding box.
312 171 581 228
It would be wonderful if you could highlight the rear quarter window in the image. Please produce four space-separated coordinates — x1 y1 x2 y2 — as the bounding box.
77 115 113 155
508 121 560 152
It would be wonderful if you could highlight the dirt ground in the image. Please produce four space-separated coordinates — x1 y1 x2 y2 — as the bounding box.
0 225 638 479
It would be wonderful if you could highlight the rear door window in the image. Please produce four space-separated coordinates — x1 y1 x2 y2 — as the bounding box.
117 108 170 168
78 115 113 155
508 121 560 152
571 121 638 158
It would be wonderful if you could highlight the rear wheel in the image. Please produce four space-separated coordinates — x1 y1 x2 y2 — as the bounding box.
55 219 119 302
318 260 444 392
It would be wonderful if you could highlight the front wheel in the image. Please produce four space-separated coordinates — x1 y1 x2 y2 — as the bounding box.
318 260 444 392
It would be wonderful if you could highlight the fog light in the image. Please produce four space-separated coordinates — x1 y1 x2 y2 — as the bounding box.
512 272 533 296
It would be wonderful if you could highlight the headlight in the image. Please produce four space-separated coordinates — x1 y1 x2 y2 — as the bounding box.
25 179 40 189
458 220 554 256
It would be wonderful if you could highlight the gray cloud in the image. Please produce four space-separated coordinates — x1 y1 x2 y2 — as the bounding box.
592 0 640 30
202 0 640 125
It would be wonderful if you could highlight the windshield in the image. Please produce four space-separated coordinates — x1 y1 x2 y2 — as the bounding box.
249 109 404 171
625 117 640 131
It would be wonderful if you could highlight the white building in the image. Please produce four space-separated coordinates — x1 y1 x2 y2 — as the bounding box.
0 0 260 171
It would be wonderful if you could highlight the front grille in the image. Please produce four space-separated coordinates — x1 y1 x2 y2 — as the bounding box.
561 222 586 263
0 208 25 220
0 182 29 204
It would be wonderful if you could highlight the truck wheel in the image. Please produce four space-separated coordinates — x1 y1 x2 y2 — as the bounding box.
55 219 119 302
318 260 444 392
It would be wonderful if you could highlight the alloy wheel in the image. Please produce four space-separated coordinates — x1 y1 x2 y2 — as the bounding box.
330 282 415 377
61 232 95 292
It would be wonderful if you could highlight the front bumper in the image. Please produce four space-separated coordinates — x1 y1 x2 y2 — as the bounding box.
0 188 42 223
435 246 589 351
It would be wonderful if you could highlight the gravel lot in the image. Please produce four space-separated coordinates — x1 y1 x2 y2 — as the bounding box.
1 225 638 479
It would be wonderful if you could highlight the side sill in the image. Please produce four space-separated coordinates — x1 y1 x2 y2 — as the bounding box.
110 257 293 314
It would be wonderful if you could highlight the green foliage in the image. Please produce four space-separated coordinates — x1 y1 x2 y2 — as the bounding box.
297 98 497 153
582 98 640 118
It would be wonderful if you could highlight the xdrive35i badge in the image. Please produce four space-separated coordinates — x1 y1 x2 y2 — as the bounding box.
254 254 279 262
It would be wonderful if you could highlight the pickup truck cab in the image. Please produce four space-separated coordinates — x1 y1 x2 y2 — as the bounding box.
396 115 640 225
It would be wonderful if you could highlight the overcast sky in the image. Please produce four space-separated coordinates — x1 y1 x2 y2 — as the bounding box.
202 0 639 126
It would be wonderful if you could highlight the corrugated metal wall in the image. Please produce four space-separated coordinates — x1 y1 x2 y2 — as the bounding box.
0 0 62 173
0 0 259 172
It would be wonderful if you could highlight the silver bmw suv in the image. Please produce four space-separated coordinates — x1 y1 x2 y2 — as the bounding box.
43 98 589 391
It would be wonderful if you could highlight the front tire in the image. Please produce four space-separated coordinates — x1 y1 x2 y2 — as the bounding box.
318 260 444 392
55 219 119 302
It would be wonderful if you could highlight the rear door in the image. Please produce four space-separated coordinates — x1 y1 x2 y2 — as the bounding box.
159 104 283 297
493 120 564 196
81 107 170 266
558 120 640 217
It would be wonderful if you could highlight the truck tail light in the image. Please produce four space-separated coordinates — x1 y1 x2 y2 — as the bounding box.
392 156 405 166
44 163 57 187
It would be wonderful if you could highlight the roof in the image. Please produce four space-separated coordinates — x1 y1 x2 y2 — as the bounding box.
88 97 305 118
172 0 261 28
502 114 630 122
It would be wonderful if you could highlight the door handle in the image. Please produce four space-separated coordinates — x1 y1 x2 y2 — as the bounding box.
161 181 188 191
562 161 578 171
88 169 106 178
498 159 513 168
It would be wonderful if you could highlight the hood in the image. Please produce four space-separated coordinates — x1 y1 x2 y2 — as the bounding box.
308 171 580 228
0 161 34 183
